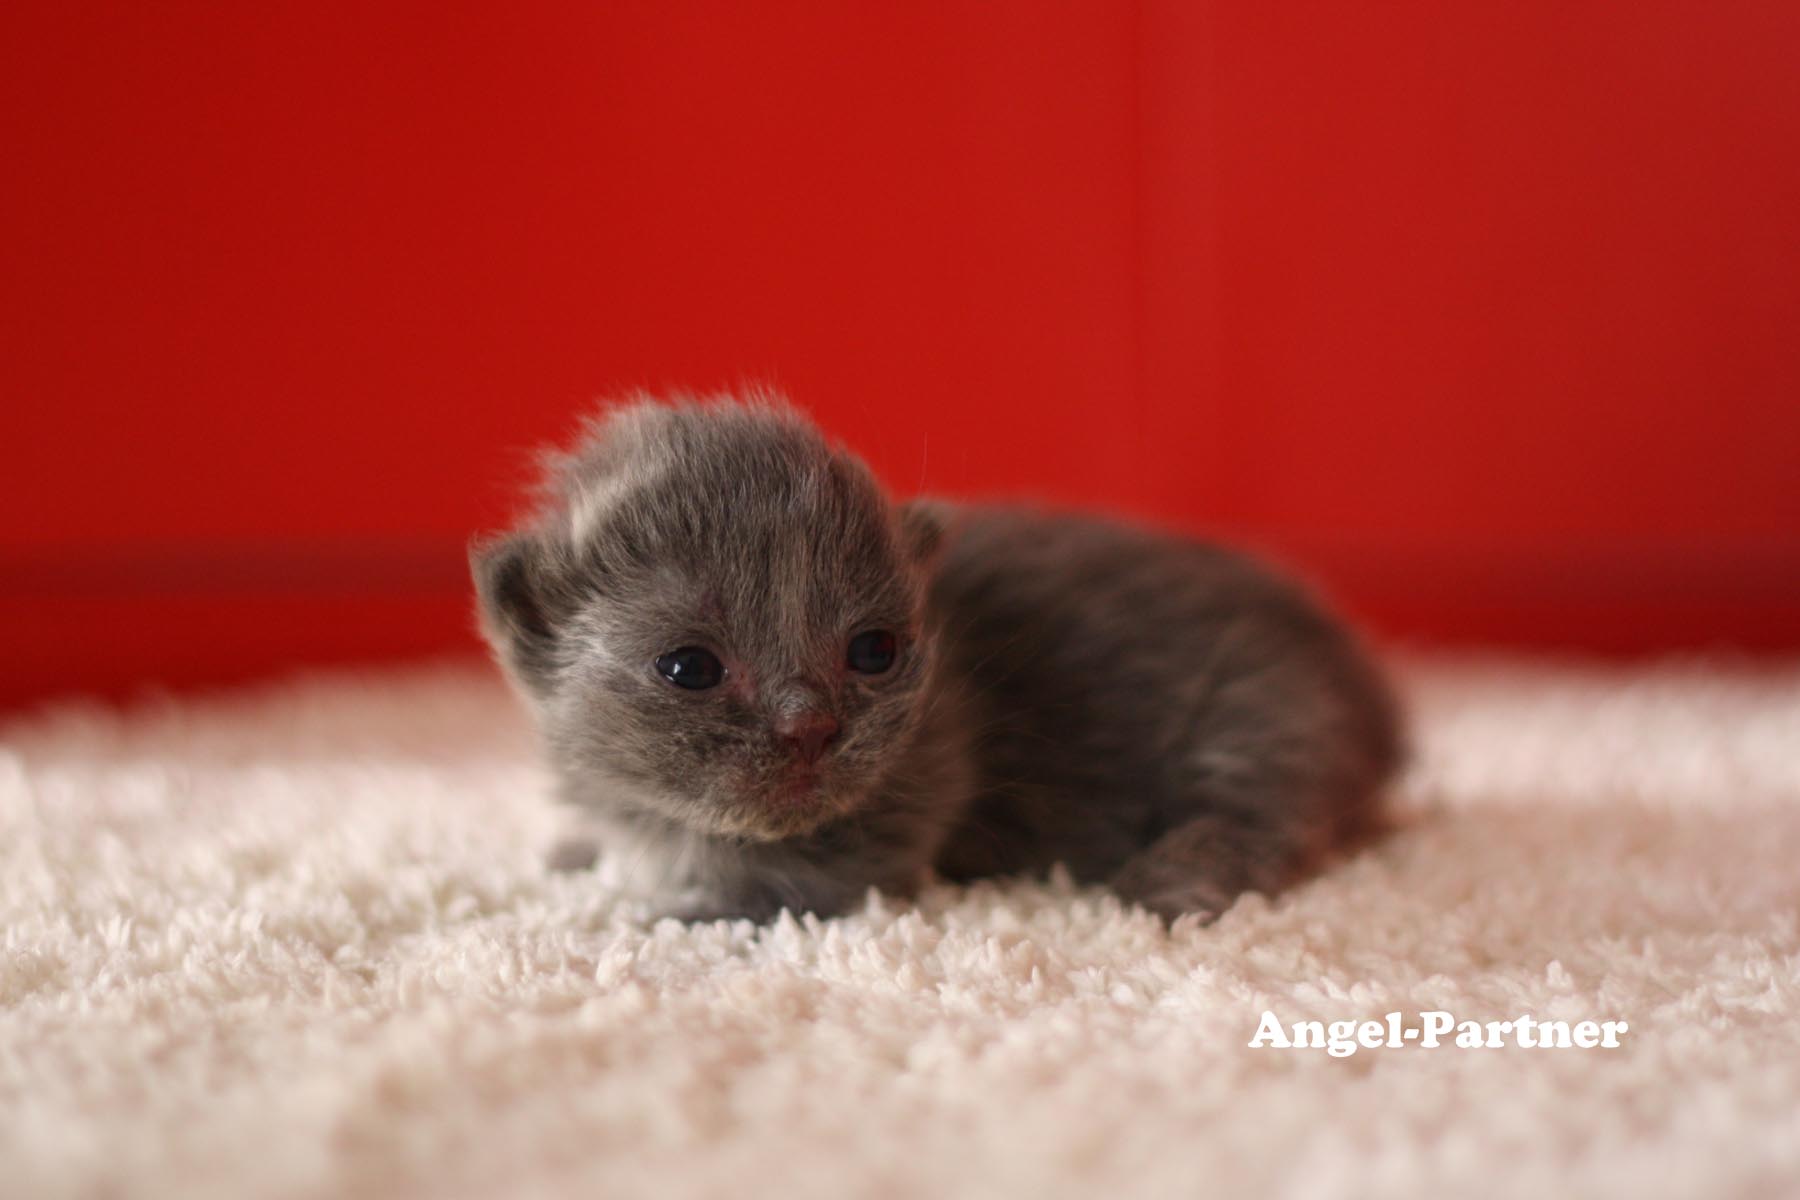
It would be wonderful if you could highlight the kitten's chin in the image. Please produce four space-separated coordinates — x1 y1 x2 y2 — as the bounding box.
699 775 866 842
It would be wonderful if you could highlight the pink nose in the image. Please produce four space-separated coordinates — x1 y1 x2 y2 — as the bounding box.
775 712 840 765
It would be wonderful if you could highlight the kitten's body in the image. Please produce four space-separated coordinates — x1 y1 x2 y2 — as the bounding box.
474 395 1400 922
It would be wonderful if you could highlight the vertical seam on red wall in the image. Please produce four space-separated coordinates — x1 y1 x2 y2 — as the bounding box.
1127 0 1150 473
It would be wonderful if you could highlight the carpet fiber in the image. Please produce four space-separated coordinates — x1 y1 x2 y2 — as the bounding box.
4 658 1799 1199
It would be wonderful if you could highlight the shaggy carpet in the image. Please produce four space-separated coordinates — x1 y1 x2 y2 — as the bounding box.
3 657 1798 1200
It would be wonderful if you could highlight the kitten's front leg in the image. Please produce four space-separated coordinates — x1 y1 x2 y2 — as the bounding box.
1109 813 1309 923
544 839 783 922
655 891 786 925
545 834 600 872
651 873 861 925
545 815 892 923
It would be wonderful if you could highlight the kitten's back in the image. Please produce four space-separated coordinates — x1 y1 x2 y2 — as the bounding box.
927 506 1401 891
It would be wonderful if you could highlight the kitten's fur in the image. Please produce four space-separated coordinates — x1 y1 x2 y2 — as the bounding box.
473 393 1401 922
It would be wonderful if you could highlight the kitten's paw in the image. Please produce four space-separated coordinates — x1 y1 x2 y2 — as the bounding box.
652 883 856 925
1109 867 1236 924
545 836 599 872
1109 814 1293 923
649 893 786 925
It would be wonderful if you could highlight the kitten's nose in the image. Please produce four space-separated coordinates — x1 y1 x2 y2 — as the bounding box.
775 711 840 765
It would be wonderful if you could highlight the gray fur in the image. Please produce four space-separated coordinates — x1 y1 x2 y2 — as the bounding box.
472 392 1401 923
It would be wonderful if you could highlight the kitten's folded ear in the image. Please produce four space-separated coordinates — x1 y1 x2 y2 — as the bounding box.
897 498 954 569
470 531 566 693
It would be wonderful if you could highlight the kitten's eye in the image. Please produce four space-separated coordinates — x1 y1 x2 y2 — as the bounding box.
846 630 898 674
655 646 725 690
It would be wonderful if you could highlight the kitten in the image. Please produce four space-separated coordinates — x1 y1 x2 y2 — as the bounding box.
472 393 1401 922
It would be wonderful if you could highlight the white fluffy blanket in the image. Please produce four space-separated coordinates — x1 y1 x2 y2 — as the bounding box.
4 659 1798 1199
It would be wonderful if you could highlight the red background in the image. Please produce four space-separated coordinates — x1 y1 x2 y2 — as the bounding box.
4 3 1798 709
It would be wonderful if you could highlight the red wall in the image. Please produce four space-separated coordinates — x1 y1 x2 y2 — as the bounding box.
4 3 1798 708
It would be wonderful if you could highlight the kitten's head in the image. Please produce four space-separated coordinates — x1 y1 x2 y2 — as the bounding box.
472 394 944 841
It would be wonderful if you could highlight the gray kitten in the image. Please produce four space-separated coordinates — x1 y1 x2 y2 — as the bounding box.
472 393 1401 922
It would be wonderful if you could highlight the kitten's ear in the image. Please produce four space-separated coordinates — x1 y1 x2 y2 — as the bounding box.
897 498 953 568
470 532 564 692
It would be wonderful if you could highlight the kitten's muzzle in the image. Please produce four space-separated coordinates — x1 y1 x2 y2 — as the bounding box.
774 711 840 766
